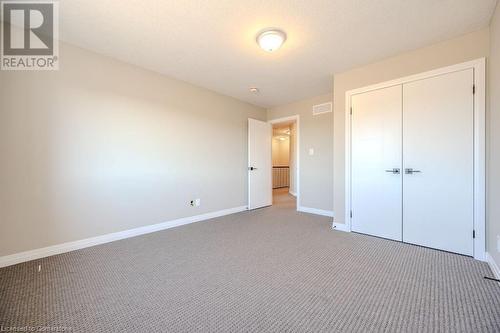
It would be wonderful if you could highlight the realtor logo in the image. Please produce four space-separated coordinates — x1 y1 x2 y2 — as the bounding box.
1 0 59 70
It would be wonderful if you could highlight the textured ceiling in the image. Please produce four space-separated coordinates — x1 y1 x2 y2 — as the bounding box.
59 0 497 107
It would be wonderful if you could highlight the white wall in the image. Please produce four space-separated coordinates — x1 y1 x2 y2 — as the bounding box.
488 3 500 269
267 94 333 212
272 137 290 166
333 28 490 223
0 42 265 257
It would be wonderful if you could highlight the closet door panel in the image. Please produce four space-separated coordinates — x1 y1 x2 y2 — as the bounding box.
402 69 474 256
351 85 402 241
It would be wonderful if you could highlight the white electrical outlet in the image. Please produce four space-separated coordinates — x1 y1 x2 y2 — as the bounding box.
308 148 314 156
195 198 201 207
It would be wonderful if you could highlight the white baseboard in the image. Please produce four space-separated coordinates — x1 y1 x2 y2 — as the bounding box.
0 206 247 268
331 222 350 232
486 252 500 280
289 190 297 197
297 206 334 217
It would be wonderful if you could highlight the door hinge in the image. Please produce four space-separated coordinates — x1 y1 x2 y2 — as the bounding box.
350 210 353 218
473 84 476 95
350 107 353 115
473 230 476 239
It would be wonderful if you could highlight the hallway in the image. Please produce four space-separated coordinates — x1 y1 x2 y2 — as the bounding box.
272 187 296 209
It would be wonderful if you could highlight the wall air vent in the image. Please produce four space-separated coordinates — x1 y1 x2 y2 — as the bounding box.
312 102 332 115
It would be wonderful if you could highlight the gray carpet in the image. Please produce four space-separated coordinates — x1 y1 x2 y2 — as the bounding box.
1 190 500 332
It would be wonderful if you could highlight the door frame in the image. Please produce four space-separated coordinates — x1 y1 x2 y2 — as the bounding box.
268 115 301 210
336 58 486 261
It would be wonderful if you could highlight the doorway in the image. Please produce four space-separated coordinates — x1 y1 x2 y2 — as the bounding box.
270 116 299 209
247 115 300 211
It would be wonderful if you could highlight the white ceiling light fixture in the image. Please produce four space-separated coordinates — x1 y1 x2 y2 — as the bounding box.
257 29 287 52
249 87 259 93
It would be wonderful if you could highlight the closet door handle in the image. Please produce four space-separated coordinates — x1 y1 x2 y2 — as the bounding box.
385 168 400 174
405 168 421 174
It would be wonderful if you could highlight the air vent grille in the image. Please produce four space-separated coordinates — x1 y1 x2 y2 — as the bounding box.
312 102 332 115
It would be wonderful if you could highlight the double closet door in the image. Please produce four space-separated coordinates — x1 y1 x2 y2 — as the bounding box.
351 69 474 256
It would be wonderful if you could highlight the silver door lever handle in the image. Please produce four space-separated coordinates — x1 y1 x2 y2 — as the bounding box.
405 168 421 174
385 168 400 174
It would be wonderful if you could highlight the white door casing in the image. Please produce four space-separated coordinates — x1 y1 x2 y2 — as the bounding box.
402 69 474 256
351 85 403 241
248 118 272 210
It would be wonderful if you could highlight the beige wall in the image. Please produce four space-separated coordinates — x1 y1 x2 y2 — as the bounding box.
333 28 490 223
267 94 333 211
0 42 265 257
488 3 500 269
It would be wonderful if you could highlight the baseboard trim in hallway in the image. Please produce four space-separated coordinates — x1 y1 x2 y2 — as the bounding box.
0 206 247 268
298 206 334 217
487 252 500 280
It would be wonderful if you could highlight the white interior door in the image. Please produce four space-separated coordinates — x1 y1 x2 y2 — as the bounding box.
402 69 474 256
248 118 272 210
351 86 403 241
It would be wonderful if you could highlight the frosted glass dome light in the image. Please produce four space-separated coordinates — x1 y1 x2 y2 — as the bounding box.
257 29 287 52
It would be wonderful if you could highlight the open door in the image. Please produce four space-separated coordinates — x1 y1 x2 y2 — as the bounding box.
248 118 272 209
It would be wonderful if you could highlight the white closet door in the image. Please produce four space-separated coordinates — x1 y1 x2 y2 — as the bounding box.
402 69 474 256
351 85 402 241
